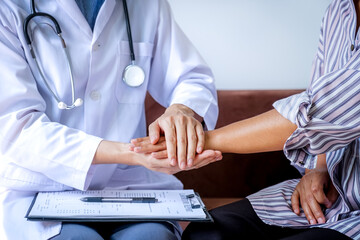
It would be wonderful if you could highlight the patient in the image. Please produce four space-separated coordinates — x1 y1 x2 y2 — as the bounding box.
131 0 360 239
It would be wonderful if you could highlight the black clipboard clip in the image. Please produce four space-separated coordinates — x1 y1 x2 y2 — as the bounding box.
186 194 202 209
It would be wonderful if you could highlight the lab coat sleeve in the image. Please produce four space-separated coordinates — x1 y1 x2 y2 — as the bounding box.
147 0 218 130
0 19 102 190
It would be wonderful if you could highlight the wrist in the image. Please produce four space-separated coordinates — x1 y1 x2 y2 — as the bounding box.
305 154 328 174
167 104 195 117
93 140 135 165
316 154 327 170
204 130 217 150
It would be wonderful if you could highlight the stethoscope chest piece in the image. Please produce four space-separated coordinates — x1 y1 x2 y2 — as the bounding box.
123 64 145 87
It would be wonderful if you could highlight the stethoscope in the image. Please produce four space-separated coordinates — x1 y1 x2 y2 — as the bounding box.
23 0 145 110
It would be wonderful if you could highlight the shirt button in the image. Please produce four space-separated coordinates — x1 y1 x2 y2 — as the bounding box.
90 91 101 101
351 44 355 51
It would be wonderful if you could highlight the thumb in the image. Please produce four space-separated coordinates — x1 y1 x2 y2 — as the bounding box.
291 188 301 215
148 121 161 144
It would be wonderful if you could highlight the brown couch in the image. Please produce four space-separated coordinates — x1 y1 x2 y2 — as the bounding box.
145 89 303 220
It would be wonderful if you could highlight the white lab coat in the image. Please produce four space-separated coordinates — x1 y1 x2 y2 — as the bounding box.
0 0 218 239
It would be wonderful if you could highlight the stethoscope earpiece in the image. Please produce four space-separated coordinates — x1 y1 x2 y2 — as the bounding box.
57 98 83 110
74 98 83 107
57 102 67 110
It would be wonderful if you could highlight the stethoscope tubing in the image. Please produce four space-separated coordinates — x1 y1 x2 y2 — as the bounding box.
122 0 135 63
24 13 62 45
23 0 144 110
24 2 78 110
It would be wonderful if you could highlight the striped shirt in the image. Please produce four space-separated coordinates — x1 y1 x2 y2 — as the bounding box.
247 0 360 239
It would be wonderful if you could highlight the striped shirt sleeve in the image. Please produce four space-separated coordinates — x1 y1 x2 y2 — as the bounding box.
274 37 360 169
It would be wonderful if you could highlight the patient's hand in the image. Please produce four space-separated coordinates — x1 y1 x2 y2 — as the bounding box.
291 167 338 225
130 136 222 169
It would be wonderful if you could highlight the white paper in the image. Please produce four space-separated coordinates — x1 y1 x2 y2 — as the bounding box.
26 189 207 220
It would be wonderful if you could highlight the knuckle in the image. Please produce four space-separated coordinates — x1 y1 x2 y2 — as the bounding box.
178 116 187 125
311 187 319 194
179 137 186 145
168 115 176 123
305 193 313 200
314 211 321 217
197 130 204 137
162 117 173 127
168 136 177 144
188 152 195 158
190 134 197 142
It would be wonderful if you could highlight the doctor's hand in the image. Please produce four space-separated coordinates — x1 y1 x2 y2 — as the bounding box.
133 152 182 175
130 136 167 154
291 155 339 225
148 104 205 170
130 136 223 170
93 140 219 175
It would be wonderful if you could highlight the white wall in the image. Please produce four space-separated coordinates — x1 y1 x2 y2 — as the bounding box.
168 0 332 90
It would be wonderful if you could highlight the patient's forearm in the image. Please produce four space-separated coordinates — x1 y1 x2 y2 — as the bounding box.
205 109 297 153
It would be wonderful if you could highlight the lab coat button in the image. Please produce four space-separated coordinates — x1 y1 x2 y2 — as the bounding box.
90 91 101 101
92 42 101 51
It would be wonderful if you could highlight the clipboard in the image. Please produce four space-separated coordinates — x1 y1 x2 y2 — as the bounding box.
25 189 213 223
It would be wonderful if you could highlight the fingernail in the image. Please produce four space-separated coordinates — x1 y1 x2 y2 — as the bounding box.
150 135 156 143
170 158 176 166
181 162 186 169
134 147 141 152
187 159 193 166
197 147 202 153
310 219 316 225
317 218 325 224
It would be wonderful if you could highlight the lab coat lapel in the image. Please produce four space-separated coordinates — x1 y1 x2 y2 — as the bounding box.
92 0 116 43
55 0 92 40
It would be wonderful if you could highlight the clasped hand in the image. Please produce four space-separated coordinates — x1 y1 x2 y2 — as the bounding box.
130 136 222 174
130 104 222 173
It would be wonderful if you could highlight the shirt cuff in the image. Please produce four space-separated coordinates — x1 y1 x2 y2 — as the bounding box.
273 91 317 169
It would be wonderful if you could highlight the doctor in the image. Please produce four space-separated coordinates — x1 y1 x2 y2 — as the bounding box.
0 0 220 239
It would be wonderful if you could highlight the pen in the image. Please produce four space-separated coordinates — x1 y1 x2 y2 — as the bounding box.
80 197 158 203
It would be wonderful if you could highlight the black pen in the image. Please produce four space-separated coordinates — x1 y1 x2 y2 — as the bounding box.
80 197 158 203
